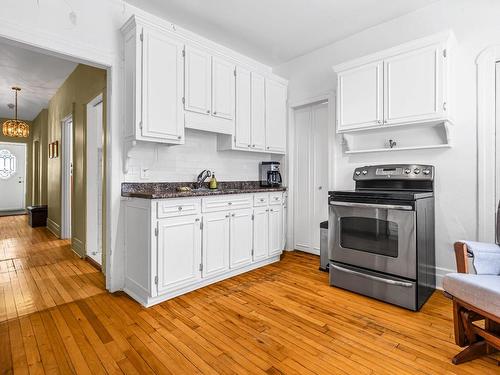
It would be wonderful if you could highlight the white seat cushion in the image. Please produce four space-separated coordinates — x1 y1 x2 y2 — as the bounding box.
443 273 500 317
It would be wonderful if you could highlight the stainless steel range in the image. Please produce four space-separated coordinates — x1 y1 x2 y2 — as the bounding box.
328 164 435 311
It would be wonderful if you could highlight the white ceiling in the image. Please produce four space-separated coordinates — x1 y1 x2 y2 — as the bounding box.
0 41 77 121
126 0 440 66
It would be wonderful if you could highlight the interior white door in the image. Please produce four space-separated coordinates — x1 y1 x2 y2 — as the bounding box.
141 27 184 141
86 97 103 265
202 211 230 278
293 106 312 252
61 117 73 239
0 143 26 211
229 208 253 268
212 57 235 120
265 79 287 153
384 43 444 125
293 101 329 255
336 61 383 131
253 206 269 261
157 215 202 294
268 205 283 256
251 73 266 151
235 66 251 149
311 103 329 252
184 46 211 115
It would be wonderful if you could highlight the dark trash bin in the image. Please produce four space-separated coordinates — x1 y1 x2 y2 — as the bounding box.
27 205 48 227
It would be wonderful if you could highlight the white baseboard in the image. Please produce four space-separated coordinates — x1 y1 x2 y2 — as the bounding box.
47 218 61 237
72 237 85 257
435 266 455 290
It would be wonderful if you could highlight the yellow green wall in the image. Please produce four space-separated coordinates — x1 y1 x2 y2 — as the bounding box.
31 109 48 205
0 118 33 208
47 64 106 256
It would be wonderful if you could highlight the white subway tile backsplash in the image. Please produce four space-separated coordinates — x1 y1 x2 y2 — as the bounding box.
125 129 282 182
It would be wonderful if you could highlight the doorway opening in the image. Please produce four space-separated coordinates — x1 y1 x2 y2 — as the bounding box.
0 142 26 215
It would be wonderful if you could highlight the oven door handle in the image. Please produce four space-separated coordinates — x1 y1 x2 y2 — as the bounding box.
331 264 414 288
329 201 413 211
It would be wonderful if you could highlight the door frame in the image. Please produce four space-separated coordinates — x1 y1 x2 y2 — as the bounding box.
288 91 335 253
0 141 27 212
61 114 73 240
477 46 500 242
0 29 117 290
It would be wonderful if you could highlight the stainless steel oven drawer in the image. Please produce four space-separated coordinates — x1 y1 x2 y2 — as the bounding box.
330 262 417 311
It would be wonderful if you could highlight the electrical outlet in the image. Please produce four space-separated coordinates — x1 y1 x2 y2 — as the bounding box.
140 168 150 179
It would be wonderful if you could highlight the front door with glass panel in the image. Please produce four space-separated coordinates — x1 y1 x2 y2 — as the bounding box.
0 142 26 211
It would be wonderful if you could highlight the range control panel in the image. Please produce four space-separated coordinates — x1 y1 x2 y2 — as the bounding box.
353 164 434 181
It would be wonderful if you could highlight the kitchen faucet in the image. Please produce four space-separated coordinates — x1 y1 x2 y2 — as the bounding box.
195 169 212 188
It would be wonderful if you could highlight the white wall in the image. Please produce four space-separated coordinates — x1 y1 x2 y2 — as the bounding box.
125 130 277 182
274 0 500 286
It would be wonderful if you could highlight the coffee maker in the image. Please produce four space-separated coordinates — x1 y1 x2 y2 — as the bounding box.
260 162 282 187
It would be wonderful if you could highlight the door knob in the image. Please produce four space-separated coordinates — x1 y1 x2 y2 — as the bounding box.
318 186 323 190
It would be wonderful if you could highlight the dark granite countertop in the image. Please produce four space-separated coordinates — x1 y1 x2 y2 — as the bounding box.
121 181 287 199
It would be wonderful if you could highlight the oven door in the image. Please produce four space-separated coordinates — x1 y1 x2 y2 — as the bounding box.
329 201 416 279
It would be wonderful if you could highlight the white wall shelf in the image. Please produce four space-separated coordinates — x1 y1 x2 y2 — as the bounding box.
344 143 451 155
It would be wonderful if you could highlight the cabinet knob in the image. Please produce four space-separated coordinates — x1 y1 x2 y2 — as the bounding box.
213 111 217 115
195 218 200 222
206 110 210 114
177 136 182 140
248 144 251 147
318 186 323 190
228 202 232 205
383 119 387 123
377 120 382 124
266 146 270 149
260 198 264 202
231 213 235 217
252 144 255 147
270 208 274 212
178 206 183 211
225 214 230 218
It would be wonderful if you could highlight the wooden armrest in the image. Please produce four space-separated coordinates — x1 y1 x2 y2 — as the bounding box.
454 242 469 274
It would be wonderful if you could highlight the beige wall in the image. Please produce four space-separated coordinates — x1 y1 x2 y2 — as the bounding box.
47 64 106 256
31 109 48 205
0 118 33 208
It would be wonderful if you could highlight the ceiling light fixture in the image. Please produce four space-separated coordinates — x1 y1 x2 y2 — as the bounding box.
2 87 29 138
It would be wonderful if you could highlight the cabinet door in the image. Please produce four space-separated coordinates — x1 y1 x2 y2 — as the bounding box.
235 66 251 149
336 61 383 131
212 57 235 120
268 205 283 256
202 212 230 278
253 207 269 261
184 46 211 115
141 27 184 141
384 44 444 125
157 215 201 294
265 79 287 153
229 208 253 268
251 73 266 151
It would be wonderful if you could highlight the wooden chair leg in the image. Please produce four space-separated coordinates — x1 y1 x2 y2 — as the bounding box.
452 341 489 364
453 301 467 346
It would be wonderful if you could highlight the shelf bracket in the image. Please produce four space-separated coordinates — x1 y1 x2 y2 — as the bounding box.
123 140 137 174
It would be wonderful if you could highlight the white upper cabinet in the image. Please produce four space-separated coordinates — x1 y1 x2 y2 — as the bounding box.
250 73 266 151
184 46 212 115
265 79 287 153
334 31 453 133
123 21 184 144
212 57 236 120
234 66 252 149
384 43 444 125
337 61 383 131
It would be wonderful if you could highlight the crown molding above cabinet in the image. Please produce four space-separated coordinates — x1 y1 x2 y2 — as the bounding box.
333 31 456 154
121 15 288 163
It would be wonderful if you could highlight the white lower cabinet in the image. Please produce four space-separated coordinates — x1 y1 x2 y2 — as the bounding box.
124 192 285 307
157 215 202 294
202 211 230 278
269 205 283 256
229 208 253 268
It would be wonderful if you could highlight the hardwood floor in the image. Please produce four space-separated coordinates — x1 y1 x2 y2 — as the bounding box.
1 215 498 374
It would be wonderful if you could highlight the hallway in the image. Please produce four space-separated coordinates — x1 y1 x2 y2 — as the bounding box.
1 215 499 374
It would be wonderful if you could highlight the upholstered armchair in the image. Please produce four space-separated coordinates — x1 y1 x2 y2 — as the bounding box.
443 236 500 364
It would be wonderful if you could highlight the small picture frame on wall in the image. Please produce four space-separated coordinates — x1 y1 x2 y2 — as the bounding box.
53 141 59 158
49 142 53 159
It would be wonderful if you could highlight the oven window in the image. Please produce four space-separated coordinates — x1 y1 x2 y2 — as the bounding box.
339 217 398 257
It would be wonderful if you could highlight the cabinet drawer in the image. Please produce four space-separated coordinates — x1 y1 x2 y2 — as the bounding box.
157 198 201 218
254 193 269 207
202 194 253 212
269 192 283 205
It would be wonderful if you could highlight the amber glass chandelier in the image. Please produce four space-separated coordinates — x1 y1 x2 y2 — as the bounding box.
2 87 29 138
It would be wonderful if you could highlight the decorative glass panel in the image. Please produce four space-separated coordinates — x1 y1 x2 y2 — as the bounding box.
0 149 16 179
